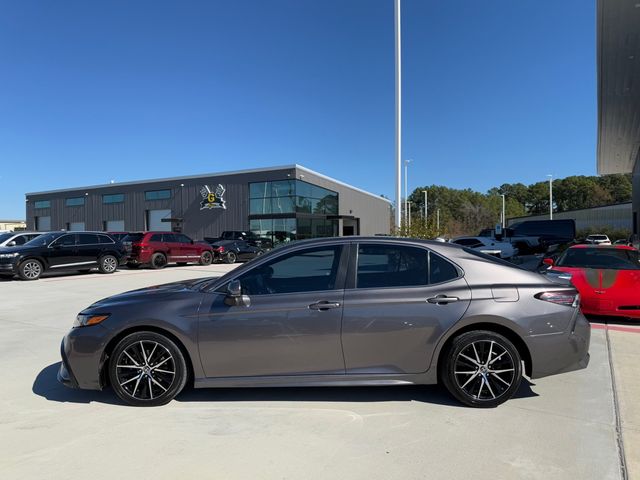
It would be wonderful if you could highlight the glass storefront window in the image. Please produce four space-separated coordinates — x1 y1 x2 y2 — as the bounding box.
271 196 295 214
250 198 271 215
249 179 338 216
270 180 295 197
249 182 270 199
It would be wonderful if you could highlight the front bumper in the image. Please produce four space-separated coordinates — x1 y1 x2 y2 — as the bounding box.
58 324 111 390
0 260 18 274
527 309 591 379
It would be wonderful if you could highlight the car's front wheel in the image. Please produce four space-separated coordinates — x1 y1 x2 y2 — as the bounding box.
18 259 43 281
199 251 213 266
109 332 188 407
441 330 522 408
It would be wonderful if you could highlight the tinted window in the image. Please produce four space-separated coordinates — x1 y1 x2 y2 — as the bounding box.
511 220 574 238
356 244 428 289
12 235 28 245
429 253 460 284
103 193 124 204
453 238 483 248
162 233 177 243
99 235 115 244
122 233 144 242
0 233 13 243
145 190 171 201
26 232 58 246
150 234 163 242
65 197 85 206
175 234 192 244
34 200 50 209
56 235 76 246
557 248 640 270
238 246 342 295
77 234 99 245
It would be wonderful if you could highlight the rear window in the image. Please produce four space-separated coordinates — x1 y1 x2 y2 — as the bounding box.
122 233 144 242
0 233 13 243
557 248 640 270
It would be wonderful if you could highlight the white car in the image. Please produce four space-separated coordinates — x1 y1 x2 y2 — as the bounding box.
450 236 519 259
585 234 611 245
0 231 42 248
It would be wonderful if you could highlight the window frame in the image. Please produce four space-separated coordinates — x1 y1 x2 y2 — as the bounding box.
144 189 172 201
34 200 50 209
220 243 350 297
65 197 85 207
346 242 463 290
103 193 125 204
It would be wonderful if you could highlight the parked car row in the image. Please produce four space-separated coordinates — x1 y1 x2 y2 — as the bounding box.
0 230 267 281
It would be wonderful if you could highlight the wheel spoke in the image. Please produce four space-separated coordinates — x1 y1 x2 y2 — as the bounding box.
140 341 148 364
154 368 175 375
120 373 141 387
459 353 480 367
477 376 485 398
472 343 481 364
117 365 142 369
132 375 143 397
124 351 140 366
490 368 514 374
148 377 154 400
455 370 477 375
460 371 480 389
486 341 494 366
150 376 168 392
151 357 171 370
147 343 159 365
489 351 507 366
491 372 511 387
485 376 496 399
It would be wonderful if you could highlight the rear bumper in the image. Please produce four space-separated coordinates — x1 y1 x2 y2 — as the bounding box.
527 310 591 379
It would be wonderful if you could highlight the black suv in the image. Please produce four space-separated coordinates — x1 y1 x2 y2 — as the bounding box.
0 231 127 280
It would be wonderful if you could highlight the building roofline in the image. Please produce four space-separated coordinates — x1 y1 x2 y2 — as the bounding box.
25 164 391 204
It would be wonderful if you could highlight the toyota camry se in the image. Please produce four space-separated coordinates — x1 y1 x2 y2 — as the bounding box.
58 237 590 408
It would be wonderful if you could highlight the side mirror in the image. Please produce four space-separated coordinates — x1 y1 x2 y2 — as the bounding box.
543 258 555 266
224 280 251 307
7 241 16 247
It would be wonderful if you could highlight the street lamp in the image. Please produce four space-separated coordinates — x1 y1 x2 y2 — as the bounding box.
422 190 428 225
394 0 402 229
404 159 412 226
547 174 553 220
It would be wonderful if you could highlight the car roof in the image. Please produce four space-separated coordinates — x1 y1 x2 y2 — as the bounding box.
570 244 635 251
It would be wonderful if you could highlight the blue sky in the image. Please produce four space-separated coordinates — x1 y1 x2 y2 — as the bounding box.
0 0 596 219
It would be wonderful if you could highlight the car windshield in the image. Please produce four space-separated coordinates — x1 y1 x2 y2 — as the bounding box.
0 233 14 243
24 232 60 246
557 248 640 270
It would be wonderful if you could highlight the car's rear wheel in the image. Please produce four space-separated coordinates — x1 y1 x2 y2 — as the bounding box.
150 253 167 269
441 330 522 408
18 259 43 281
224 251 237 264
199 251 213 266
98 255 118 274
109 332 188 407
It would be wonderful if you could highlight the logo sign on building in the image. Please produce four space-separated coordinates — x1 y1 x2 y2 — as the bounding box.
200 184 227 210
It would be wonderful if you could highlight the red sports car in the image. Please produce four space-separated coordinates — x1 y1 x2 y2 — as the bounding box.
545 245 640 318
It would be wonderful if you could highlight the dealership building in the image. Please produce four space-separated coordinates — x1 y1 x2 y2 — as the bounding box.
25 164 391 244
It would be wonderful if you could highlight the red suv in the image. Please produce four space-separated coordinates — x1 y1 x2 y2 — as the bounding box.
123 232 214 269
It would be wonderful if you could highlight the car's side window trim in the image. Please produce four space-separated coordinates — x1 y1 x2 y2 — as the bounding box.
346 242 463 291
215 243 350 297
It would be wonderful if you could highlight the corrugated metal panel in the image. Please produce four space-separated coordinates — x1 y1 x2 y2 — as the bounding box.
507 203 632 230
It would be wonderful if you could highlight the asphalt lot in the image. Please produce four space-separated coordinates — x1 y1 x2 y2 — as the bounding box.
0 264 638 479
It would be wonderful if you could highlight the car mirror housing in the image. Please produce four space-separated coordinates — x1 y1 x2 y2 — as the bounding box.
7 241 16 247
224 280 251 307
543 257 555 266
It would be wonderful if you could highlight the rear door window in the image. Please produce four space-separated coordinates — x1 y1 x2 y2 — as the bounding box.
77 234 99 245
162 233 177 243
150 234 163 242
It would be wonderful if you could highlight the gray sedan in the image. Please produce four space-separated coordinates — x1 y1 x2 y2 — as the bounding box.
58 237 590 408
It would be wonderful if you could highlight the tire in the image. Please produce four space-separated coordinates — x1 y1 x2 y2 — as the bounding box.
98 255 118 274
199 251 213 266
126 263 141 269
440 330 522 408
149 253 167 270
224 251 237 264
109 331 188 407
18 259 43 281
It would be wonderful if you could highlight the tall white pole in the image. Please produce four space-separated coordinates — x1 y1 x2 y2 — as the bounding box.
547 174 553 220
422 190 428 223
501 194 505 228
394 0 402 229
404 160 408 225
408 202 412 228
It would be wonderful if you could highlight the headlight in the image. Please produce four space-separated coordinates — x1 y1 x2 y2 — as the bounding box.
0 252 19 259
73 313 110 328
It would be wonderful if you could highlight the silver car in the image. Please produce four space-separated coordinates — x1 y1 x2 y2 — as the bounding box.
58 237 590 408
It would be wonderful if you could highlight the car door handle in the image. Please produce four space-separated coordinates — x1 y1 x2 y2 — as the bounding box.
427 295 459 305
308 301 341 311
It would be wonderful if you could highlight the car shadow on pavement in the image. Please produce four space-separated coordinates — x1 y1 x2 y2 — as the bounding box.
34 362 538 407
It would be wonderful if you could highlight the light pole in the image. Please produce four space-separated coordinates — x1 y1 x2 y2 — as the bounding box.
394 0 402 229
404 159 412 226
408 201 412 228
547 174 553 220
422 190 428 225
500 194 506 228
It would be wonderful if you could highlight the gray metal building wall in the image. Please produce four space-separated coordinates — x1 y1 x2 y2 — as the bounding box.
506 202 632 231
26 165 391 239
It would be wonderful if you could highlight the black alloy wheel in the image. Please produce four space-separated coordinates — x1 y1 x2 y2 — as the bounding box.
98 255 118 274
224 251 237 264
199 251 213 266
441 330 522 408
109 332 187 407
150 253 167 270
18 259 43 281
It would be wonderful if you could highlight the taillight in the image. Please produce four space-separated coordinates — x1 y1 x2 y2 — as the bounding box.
216 246 225 253
535 290 580 307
